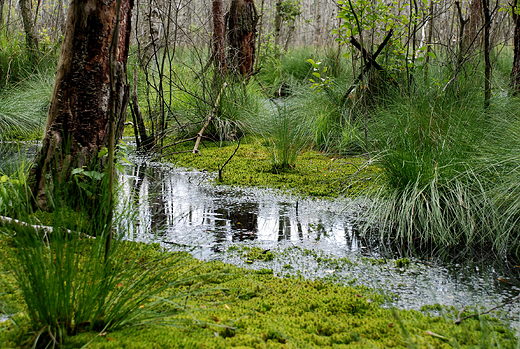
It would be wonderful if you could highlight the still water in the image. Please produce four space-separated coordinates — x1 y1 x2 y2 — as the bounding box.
120 153 520 324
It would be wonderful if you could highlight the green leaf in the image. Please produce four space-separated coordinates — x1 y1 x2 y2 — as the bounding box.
0 175 8 183
98 147 108 158
83 171 105 181
427 51 436 59
71 168 85 176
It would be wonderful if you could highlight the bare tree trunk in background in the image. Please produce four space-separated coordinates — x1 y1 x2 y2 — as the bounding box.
284 19 296 51
455 1 468 65
227 0 258 76
274 0 282 51
511 0 520 92
212 0 226 76
255 0 265 70
424 0 435 81
482 0 491 108
0 0 4 27
19 0 39 54
314 0 321 48
29 0 133 211
57 0 66 35
464 0 482 54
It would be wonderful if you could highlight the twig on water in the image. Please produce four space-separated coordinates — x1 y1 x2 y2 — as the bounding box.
454 294 520 325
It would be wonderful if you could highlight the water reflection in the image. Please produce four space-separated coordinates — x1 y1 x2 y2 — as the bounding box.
121 156 362 253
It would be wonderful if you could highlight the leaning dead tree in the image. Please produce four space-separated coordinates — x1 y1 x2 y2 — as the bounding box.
29 0 133 211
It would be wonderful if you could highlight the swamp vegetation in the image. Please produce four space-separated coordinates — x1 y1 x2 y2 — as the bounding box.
2 0 520 347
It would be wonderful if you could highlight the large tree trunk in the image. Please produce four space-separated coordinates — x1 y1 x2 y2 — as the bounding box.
29 0 133 211
212 0 226 76
227 0 258 76
511 0 520 92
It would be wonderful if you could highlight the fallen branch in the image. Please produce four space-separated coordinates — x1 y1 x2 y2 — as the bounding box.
454 293 520 325
218 137 241 181
193 83 228 154
0 215 92 239
342 30 393 104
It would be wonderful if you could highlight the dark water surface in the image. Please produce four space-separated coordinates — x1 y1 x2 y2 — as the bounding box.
120 153 520 325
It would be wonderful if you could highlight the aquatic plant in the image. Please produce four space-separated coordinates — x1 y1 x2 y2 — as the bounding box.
2 245 515 348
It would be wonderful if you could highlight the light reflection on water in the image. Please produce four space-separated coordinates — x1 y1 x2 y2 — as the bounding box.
120 155 363 254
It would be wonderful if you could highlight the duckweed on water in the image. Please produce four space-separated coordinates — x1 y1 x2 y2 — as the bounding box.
168 139 376 197
1 238 517 348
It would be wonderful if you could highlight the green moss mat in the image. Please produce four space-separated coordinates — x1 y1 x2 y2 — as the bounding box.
0 239 516 348
166 139 376 197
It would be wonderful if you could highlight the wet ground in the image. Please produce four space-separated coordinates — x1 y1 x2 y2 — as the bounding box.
1 142 520 325
121 153 520 325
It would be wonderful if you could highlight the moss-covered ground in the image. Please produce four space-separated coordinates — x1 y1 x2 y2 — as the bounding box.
0 237 517 348
163 138 376 197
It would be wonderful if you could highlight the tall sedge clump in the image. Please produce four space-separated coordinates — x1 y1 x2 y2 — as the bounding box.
358 80 502 248
251 100 311 170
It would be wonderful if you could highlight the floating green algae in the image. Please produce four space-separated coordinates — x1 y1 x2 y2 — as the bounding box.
1 238 516 348
167 139 376 197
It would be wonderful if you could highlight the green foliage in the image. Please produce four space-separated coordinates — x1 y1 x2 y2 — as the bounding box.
0 29 59 88
357 72 520 251
334 0 430 76
0 161 31 219
307 59 334 91
278 0 302 22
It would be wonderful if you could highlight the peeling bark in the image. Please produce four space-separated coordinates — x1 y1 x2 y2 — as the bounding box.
227 0 258 76
29 0 133 211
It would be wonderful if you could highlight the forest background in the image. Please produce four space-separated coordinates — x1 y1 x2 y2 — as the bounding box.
2 0 520 347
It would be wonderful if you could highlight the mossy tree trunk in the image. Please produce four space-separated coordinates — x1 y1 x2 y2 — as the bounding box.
227 0 258 76
29 0 133 211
